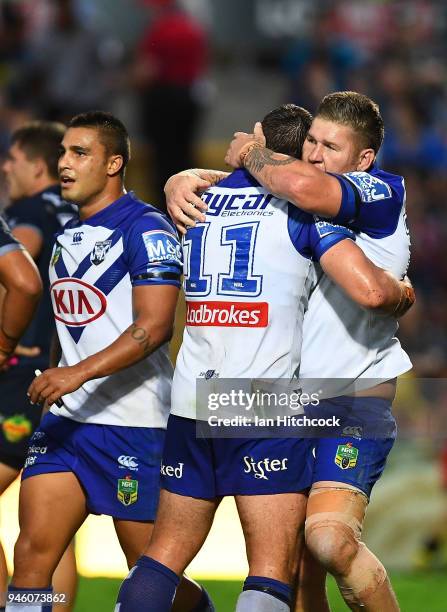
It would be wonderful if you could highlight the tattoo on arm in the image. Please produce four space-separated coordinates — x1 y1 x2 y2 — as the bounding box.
126 323 154 356
244 148 296 175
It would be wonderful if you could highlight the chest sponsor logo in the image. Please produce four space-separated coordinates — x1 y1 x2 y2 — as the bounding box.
90 239 112 265
344 172 392 203
203 192 274 217
142 230 182 265
51 278 107 326
186 301 268 327
243 456 288 480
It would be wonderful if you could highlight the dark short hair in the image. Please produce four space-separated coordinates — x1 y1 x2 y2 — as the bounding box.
262 104 313 159
316 91 384 154
68 111 131 177
11 121 66 180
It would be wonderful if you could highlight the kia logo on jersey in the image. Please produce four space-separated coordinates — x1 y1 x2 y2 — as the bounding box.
186 301 269 327
50 278 107 326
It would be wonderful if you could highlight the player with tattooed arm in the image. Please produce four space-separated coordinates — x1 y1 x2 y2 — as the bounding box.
7 112 211 612
164 92 413 612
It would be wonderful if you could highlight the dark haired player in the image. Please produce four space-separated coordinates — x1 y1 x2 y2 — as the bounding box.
167 92 412 611
1 121 78 611
116 103 411 612
7 112 210 612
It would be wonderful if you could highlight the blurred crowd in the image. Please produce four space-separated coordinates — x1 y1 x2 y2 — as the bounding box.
0 0 445 375
281 0 447 378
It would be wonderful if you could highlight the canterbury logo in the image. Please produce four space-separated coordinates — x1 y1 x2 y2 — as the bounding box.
186 301 268 327
118 455 138 469
72 231 84 244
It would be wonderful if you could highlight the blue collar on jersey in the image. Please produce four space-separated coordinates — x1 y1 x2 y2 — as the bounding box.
217 168 262 189
65 191 140 229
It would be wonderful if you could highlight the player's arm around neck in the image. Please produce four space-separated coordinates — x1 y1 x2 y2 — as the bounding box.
244 145 341 217
319 240 415 315
224 122 342 217
28 284 179 406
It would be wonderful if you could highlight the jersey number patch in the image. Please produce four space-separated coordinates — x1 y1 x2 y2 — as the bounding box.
183 222 262 297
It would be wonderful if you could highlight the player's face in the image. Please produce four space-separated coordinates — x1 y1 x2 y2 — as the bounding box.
302 117 364 174
2 143 37 200
58 127 110 206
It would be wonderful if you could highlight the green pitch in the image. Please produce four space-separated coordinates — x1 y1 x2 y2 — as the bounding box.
75 572 447 611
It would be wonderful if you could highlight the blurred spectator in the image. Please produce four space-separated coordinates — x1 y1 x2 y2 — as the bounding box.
133 0 209 209
12 0 110 122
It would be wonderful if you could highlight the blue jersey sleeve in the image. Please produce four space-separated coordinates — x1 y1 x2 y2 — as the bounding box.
124 212 182 288
330 170 404 238
0 215 23 257
287 205 355 262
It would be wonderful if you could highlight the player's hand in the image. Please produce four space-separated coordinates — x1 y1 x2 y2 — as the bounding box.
394 276 415 318
27 365 86 406
165 172 209 235
224 122 266 168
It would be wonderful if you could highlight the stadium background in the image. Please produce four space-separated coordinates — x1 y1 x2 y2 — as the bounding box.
0 0 446 609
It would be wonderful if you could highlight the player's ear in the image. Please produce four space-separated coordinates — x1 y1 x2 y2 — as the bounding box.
107 155 124 177
356 148 375 172
33 157 46 179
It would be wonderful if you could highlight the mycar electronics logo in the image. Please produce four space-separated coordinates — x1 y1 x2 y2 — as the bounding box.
51 278 107 326
186 301 268 327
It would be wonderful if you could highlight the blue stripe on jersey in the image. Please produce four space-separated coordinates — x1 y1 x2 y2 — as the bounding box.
67 326 84 343
64 254 128 343
72 229 122 279
215 168 262 189
94 253 128 296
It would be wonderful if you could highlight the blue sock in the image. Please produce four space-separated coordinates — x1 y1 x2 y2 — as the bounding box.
115 555 180 612
191 586 215 612
6 585 53 612
243 575 292 605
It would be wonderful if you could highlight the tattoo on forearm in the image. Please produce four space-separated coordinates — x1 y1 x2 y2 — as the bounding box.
245 148 296 175
126 323 154 356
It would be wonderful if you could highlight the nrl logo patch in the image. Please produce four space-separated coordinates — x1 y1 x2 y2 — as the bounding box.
90 240 112 265
117 476 138 506
335 442 358 470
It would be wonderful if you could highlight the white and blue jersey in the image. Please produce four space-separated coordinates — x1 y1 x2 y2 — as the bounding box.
171 168 354 420
300 164 412 397
48 191 182 427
